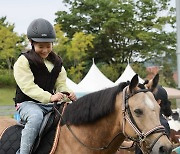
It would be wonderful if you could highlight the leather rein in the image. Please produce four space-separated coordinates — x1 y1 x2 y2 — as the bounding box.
55 88 166 152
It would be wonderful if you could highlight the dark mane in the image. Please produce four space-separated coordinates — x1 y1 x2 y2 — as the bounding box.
63 82 128 125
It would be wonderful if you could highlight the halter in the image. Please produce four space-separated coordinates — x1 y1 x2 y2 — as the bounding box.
122 86 167 153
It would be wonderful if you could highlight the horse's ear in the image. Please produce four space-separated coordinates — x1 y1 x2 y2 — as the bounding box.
152 73 159 87
146 74 159 92
129 74 139 93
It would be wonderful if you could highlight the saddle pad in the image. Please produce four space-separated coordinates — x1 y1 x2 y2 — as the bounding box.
0 124 23 154
0 124 57 154
33 126 56 154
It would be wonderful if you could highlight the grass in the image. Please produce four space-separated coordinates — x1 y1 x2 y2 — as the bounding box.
0 87 15 106
0 86 178 108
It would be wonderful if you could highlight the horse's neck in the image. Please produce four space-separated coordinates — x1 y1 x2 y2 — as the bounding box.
56 96 125 154
69 94 124 143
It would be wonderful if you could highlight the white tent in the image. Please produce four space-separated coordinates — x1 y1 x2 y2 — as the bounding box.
163 87 180 99
168 119 180 131
115 64 144 84
66 77 78 92
66 77 88 93
77 61 115 93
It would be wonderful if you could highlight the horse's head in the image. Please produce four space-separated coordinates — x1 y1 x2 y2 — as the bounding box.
121 74 172 154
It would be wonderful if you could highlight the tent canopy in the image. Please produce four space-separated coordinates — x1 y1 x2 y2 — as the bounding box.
163 87 180 99
66 78 78 92
115 64 144 84
66 77 88 93
77 62 115 93
67 63 180 99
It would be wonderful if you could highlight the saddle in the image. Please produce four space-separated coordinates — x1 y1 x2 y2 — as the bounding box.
0 102 67 154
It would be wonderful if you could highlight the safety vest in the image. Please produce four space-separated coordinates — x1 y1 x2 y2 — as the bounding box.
14 50 62 105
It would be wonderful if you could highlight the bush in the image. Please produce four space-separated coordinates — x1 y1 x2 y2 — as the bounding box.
0 69 16 87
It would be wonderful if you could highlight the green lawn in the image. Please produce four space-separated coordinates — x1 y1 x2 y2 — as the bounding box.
0 87 177 108
0 87 15 106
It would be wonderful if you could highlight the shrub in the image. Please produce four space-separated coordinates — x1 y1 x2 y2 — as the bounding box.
0 69 16 87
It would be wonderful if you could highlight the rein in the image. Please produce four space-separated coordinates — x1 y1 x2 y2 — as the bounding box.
122 86 167 153
54 106 124 151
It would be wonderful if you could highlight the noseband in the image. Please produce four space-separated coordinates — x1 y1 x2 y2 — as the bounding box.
122 86 167 153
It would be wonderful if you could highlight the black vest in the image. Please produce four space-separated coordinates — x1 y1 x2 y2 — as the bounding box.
14 50 62 105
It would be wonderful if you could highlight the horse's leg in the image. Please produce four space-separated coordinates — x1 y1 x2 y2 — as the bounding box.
0 117 17 138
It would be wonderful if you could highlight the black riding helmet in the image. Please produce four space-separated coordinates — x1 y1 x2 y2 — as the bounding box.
27 18 56 42
154 85 172 117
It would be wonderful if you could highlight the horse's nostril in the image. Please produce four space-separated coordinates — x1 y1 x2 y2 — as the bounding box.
159 146 172 154
159 146 166 153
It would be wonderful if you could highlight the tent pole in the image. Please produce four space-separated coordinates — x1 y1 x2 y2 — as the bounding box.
176 0 180 108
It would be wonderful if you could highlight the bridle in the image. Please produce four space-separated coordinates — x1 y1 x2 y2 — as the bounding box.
55 86 167 152
121 86 167 153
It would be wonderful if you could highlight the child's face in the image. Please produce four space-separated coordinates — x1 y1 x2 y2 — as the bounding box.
33 42 53 59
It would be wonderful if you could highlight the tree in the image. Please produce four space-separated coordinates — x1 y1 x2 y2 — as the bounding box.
55 0 176 77
97 62 119 82
0 17 25 71
53 24 94 83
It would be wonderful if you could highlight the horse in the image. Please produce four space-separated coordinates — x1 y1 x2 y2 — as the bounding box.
0 74 172 154
0 117 16 133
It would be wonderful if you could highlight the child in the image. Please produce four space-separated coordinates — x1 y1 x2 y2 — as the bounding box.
13 18 76 154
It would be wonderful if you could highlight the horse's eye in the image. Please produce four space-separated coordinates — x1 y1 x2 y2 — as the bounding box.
134 109 143 116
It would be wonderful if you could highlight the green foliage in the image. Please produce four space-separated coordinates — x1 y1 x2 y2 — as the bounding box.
97 63 119 82
131 63 147 79
55 0 176 77
158 62 177 88
54 24 69 56
0 69 16 87
68 63 85 83
0 17 26 70
66 32 94 66
0 87 15 106
170 99 177 109
54 24 94 80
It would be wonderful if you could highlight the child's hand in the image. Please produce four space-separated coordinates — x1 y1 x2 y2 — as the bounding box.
50 92 64 102
68 92 77 101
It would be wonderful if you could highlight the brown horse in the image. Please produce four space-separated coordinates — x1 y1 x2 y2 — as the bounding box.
0 74 172 154
0 117 16 134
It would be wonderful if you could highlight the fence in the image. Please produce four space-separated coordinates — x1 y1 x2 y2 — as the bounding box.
0 105 15 116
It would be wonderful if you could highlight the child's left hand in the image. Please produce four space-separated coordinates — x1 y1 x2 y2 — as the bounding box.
68 92 77 101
